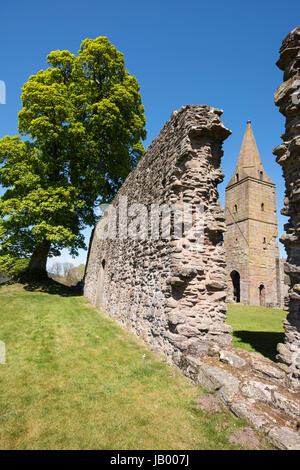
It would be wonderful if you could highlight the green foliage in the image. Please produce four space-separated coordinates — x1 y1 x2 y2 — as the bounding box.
0 37 146 269
68 263 85 283
0 253 29 277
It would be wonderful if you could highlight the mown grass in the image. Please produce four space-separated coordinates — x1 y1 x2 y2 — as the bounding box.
0 283 271 450
226 303 286 361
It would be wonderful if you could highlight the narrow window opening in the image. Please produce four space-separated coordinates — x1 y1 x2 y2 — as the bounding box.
259 171 263 181
230 271 240 303
96 259 106 309
261 203 264 211
259 284 266 306
234 204 237 213
236 173 239 182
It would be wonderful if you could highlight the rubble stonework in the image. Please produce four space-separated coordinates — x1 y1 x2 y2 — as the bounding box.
180 345 300 449
273 26 300 388
84 105 233 363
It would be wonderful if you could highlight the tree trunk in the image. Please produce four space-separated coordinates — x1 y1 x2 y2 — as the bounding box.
27 240 51 278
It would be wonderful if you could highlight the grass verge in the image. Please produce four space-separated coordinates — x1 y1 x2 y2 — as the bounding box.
226 303 285 361
0 283 271 450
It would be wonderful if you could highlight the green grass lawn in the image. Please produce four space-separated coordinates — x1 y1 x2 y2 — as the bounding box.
226 303 286 361
0 282 271 450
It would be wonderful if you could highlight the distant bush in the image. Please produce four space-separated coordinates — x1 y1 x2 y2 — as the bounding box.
48 262 85 286
0 254 29 279
0 271 10 284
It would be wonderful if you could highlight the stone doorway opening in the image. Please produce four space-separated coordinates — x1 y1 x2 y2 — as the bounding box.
259 284 266 307
96 259 106 309
230 270 240 303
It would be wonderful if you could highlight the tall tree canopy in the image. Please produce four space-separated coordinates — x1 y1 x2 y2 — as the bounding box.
0 37 146 276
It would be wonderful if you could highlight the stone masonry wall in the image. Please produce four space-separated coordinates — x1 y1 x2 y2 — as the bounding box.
273 26 300 388
84 105 232 365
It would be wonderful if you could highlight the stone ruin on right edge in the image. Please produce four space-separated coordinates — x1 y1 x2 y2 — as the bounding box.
181 28 300 448
273 26 300 389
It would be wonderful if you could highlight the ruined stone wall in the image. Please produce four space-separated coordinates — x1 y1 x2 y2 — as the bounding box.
84 105 232 365
273 26 300 388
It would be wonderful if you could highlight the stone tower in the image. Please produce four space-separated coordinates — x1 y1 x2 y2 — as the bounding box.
224 121 281 307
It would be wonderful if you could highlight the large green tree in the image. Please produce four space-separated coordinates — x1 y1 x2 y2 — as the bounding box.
0 37 146 277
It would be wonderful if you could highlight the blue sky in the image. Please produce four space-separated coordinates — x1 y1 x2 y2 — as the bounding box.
0 0 299 267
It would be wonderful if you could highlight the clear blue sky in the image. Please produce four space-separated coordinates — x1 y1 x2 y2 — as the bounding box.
0 0 299 266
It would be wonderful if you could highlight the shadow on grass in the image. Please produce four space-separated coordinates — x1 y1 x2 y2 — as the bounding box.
3 278 83 297
23 278 83 297
233 330 285 362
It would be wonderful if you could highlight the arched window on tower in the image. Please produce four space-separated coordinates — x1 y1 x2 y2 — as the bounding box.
236 173 239 182
259 171 263 181
233 204 237 213
261 203 264 211
259 284 266 306
230 271 241 303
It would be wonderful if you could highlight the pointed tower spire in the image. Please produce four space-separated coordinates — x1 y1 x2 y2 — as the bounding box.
227 121 274 187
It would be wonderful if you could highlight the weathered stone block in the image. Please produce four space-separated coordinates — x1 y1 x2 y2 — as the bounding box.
271 391 300 420
251 358 286 382
268 426 300 450
194 362 240 403
229 399 272 430
219 350 247 369
240 380 277 403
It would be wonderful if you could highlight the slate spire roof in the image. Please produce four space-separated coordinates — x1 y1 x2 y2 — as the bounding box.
226 121 274 188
